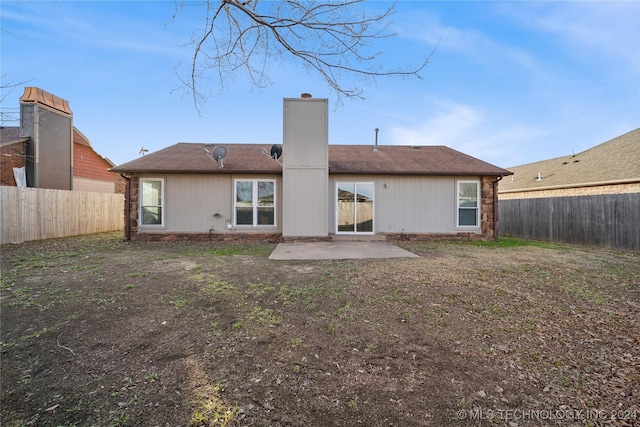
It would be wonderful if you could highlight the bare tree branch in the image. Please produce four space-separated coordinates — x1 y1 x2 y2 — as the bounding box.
1 76 34 124
174 0 433 111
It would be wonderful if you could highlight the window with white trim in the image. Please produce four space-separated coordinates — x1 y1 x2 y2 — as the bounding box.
140 178 165 226
234 179 276 227
457 180 480 227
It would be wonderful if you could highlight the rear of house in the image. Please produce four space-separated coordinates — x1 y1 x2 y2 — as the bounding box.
111 96 512 242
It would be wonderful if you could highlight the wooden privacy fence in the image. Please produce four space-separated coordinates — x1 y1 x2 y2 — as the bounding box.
499 193 640 251
1 186 124 244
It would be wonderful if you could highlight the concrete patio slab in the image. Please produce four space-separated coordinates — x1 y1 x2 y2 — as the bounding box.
269 241 419 260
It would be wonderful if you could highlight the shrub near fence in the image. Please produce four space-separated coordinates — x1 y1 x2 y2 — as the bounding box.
499 193 640 251
1 186 124 244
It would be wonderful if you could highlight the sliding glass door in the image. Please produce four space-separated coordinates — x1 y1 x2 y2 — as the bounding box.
336 182 374 233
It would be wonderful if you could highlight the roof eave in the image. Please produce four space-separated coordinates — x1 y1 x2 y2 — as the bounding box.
328 170 512 176
499 177 640 194
109 168 283 175
110 168 511 176
0 137 30 147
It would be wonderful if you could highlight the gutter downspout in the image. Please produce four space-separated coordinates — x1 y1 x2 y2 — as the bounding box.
120 173 131 241
492 175 505 240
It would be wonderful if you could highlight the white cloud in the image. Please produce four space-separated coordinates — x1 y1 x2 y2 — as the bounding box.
498 1 640 73
388 97 548 167
389 100 483 146
2 3 185 58
395 8 536 72
386 2 639 168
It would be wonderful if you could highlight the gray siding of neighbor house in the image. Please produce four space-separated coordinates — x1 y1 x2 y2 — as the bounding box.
282 97 329 238
138 174 282 234
328 175 481 235
21 104 73 190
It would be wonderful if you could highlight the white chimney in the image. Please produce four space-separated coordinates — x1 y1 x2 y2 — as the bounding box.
282 96 328 238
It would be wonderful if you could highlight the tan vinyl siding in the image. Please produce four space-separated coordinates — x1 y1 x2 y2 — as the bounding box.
282 99 328 168
329 175 476 234
282 98 329 237
283 167 328 237
152 174 281 233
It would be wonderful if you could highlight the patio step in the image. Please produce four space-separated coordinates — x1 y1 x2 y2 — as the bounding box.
330 234 387 242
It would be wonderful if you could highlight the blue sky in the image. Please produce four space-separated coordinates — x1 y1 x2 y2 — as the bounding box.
1 1 638 169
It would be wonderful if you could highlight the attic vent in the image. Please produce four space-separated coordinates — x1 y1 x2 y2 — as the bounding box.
412 146 421 149
562 159 580 165
301 93 312 99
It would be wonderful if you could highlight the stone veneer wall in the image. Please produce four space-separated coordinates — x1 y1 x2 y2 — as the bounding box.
481 176 497 239
126 174 139 238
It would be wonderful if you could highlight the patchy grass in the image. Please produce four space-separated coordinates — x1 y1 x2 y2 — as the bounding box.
185 244 274 257
471 236 568 249
1 233 638 426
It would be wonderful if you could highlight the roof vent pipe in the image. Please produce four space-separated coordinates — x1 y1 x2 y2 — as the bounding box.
374 128 379 152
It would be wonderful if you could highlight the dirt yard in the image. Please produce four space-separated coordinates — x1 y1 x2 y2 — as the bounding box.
1 233 638 427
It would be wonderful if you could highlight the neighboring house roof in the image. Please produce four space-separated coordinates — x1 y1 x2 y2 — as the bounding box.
0 126 29 146
1 125 115 168
72 127 115 167
73 128 92 148
499 128 640 194
110 143 512 176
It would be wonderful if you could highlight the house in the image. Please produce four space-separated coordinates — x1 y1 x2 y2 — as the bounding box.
497 128 640 250
0 87 123 193
111 96 512 242
498 128 640 199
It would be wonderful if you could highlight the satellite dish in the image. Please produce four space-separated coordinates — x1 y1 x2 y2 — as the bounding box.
260 145 283 167
213 146 227 160
270 144 282 159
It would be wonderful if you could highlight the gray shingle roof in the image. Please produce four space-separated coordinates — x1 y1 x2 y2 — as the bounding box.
111 143 512 176
111 144 283 174
1 126 28 146
499 128 640 193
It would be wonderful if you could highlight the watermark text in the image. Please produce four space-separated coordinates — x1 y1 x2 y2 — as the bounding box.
456 408 638 422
